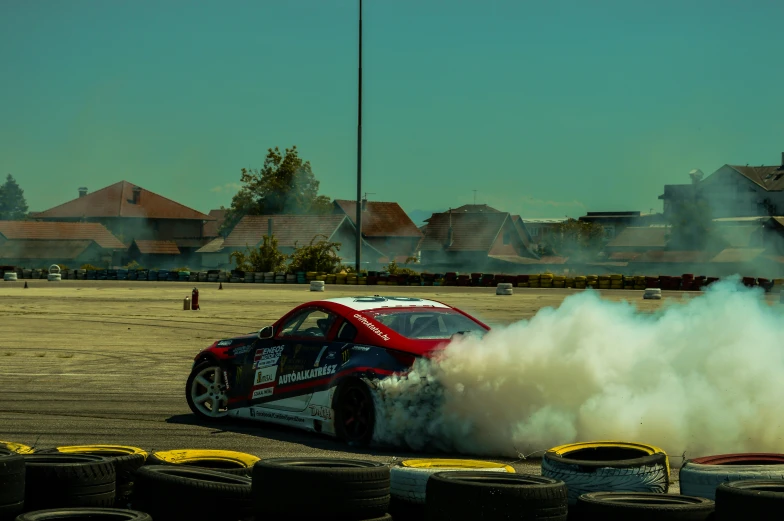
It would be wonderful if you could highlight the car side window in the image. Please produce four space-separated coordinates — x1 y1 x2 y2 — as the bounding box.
278 308 336 339
336 320 358 342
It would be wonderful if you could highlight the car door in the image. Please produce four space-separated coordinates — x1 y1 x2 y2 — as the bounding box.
252 306 340 412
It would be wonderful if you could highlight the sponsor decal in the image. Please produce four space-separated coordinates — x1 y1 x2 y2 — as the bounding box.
353 314 391 341
217 340 233 346
250 409 305 423
308 405 333 420
253 345 285 369
252 387 273 399
326 352 337 360
352 346 371 352
222 370 230 390
231 345 251 355
254 365 278 385
278 365 338 385
313 345 329 368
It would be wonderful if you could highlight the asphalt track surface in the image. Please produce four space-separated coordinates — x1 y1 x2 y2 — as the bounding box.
4 281 769 487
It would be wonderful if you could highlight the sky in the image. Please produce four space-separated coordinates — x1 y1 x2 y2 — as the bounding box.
2 0 784 221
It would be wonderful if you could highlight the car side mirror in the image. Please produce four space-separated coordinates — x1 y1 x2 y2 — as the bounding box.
258 326 274 340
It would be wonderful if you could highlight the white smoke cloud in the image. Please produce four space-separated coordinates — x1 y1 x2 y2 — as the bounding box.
371 277 784 465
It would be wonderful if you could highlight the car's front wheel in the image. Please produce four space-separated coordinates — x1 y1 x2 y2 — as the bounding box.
186 361 229 421
333 379 375 446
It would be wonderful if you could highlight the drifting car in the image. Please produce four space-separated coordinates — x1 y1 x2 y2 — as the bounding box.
186 296 489 446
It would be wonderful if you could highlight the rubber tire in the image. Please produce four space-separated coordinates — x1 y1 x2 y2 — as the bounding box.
50 447 146 509
185 361 229 423
22 454 116 511
145 449 258 477
252 457 390 521
541 442 670 504
572 491 715 520
0 448 25 514
425 471 568 521
131 465 252 521
13 509 152 520
680 453 784 501
714 480 784 519
333 379 376 447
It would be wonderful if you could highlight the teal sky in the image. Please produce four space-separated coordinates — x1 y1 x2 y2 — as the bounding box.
2 1 783 219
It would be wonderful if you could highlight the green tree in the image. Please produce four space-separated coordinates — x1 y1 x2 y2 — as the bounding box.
548 218 604 260
0 174 29 220
287 235 342 274
220 146 333 234
229 235 288 273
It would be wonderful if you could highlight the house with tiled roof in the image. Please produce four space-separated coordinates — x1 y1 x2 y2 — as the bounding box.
332 199 423 264
31 181 216 266
0 221 126 268
419 209 539 272
203 214 386 269
660 155 784 219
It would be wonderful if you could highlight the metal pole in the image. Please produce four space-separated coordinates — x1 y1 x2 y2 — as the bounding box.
355 0 363 272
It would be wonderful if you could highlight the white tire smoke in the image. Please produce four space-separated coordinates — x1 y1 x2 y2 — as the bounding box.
371 277 784 463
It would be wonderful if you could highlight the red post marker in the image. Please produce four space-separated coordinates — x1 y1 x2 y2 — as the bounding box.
192 287 200 310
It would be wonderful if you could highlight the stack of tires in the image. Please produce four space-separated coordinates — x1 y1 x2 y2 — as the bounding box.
609 274 623 289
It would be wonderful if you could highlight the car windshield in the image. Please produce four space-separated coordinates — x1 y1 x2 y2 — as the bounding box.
367 310 486 340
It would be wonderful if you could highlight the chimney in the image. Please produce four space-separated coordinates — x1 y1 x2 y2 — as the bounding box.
361 197 368 212
132 186 141 204
688 169 704 185
267 218 273 238
78 187 88 198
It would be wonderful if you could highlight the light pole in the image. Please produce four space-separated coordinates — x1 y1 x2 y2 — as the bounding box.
355 0 363 272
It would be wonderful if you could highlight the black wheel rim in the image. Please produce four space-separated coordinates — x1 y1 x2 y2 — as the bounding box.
341 386 371 441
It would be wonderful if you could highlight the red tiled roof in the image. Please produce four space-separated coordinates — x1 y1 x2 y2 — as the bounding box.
133 240 181 255
451 204 501 213
0 240 94 260
629 250 712 263
710 248 765 263
0 221 126 249
608 251 642 261
203 209 227 237
728 165 784 192
34 181 214 221
420 212 509 252
607 227 668 249
223 215 350 249
334 200 422 238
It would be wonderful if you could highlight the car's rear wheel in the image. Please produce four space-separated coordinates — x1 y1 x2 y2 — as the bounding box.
186 361 229 421
333 379 375 447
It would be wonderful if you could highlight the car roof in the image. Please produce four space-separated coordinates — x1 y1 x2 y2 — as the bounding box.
319 296 451 312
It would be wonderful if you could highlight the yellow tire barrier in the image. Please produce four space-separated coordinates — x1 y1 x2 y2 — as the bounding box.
542 441 669 505
146 449 259 475
0 441 34 454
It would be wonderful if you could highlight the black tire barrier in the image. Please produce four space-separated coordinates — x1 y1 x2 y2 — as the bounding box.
714 480 784 520
0 449 25 521
22 454 116 512
131 465 252 521
251 458 390 521
42 447 147 509
573 491 714 520
425 472 568 521
13 508 152 521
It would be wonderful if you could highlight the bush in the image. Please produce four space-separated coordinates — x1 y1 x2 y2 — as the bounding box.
287 235 342 274
124 260 142 270
80 264 100 271
230 235 288 273
382 256 419 276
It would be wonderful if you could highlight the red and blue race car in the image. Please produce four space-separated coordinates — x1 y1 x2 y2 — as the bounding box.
186 296 489 446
